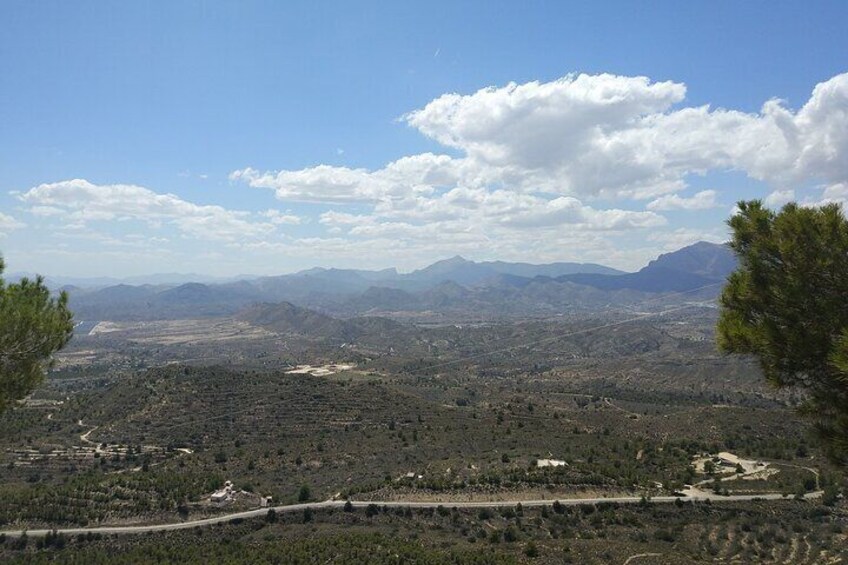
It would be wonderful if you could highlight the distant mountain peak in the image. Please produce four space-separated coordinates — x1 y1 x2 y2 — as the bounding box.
408 255 487 286
429 255 469 267
555 240 735 293
647 241 733 279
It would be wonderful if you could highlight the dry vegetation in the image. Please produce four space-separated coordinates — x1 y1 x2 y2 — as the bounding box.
1 308 845 561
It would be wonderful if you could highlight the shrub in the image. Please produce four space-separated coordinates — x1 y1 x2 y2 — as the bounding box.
297 485 311 502
524 541 539 557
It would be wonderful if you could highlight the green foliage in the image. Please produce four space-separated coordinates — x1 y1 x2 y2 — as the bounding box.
821 485 840 506
3 493 845 564
3 530 516 564
297 484 311 502
0 468 221 526
718 201 848 463
0 257 74 413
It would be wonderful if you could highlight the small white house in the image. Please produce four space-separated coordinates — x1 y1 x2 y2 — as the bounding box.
211 480 235 504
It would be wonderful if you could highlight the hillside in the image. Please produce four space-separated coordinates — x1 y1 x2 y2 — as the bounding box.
238 301 415 345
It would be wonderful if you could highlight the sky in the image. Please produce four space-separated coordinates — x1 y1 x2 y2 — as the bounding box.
1 1 847 278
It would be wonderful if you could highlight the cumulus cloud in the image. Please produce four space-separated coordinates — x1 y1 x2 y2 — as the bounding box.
405 74 685 163
800 182 848 209
402 72 848 198
764 189 795 208
499 197 665 229
230 153 462 203
231 165 382 203
262 209 302 225
232 73 848 248
821 182 848 202
23 72 847 272
648 228 727 251
18 179 275 241
0 212 25 235
315 186 665 234
28 205 65 217
647 190 718 211
404 73 689 197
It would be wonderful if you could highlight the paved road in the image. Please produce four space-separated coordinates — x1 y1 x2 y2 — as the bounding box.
0 491 822 538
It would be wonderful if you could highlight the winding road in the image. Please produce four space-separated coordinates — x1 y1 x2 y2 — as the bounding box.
0 491 822 538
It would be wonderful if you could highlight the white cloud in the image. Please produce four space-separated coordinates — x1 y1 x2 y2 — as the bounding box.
0 212 26 235
800 182 848 208
232 73 848 257
225 72 848 271
647 190 718 211
405 74 685 167
316 187 665 234
29 205 65 217
230 165 380 203
821 182 848 202
763 189 795 208
648 227 727 251
262 209 302 225
19 71 848 274
403 73 691 198
499 197 665 229
230 153 461 204
789 76 848 184
401 72 848 198
18 179 275 241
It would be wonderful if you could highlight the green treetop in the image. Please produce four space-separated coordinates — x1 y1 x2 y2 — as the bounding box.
0 256 74 413
718 201 848 463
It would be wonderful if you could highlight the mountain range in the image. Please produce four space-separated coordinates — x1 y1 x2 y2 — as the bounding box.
62 241 736 322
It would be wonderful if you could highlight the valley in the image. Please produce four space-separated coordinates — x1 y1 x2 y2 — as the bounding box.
1 243 845 563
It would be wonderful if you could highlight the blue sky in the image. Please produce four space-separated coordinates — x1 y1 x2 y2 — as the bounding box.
1 1 847 277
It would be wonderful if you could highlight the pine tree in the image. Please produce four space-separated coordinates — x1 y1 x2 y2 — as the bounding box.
718 201 848 463
0 256 74 412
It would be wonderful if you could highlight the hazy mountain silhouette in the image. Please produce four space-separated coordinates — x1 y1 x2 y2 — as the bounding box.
66 242 733 321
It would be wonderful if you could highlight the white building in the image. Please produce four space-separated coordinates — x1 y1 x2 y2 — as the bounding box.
211 480 235 504
537 459 568 468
